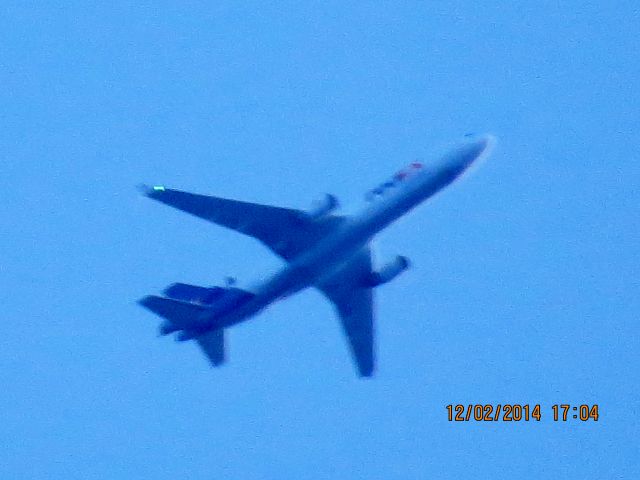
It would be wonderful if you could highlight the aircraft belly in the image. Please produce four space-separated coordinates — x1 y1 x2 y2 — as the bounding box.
198 188 418 331
138 135 495 375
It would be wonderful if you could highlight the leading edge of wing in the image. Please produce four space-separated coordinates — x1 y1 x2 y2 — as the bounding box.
138 185 344 261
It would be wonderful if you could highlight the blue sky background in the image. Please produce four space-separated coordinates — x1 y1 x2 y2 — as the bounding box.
1 2 638 478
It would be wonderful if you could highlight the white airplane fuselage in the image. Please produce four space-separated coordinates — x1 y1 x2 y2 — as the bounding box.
198 136 493 331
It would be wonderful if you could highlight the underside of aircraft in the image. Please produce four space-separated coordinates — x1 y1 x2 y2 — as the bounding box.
138 135 494 376
138 187 405 376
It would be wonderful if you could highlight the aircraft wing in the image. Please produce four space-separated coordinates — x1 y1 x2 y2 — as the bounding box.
317 247 375 377
141 186 343 261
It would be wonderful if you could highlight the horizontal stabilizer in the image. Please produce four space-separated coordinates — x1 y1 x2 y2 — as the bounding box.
139 296 227 367
138 295 207 331
163 283 225 305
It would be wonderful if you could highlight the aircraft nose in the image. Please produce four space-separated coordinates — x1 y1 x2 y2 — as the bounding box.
441 134 495 177
455 135 494 168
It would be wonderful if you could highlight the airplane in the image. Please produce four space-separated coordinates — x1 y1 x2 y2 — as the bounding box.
138 135 495 377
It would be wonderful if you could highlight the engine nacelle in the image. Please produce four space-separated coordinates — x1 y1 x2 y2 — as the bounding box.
365 256 410 287
175 330 197 342
307 193 339 220
159 320 180 336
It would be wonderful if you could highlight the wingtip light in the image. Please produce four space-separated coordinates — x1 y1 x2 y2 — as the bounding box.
136 184 166 196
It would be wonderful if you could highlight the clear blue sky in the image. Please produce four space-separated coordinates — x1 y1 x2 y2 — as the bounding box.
1 2 638 478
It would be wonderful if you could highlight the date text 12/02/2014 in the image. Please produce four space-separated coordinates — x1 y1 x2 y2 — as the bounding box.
445 404 599 422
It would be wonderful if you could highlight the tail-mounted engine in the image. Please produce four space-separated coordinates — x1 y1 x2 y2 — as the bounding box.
364 256 410 287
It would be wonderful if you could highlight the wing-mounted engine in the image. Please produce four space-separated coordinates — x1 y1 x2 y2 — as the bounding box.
364 256 410 287
307 193 339 220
